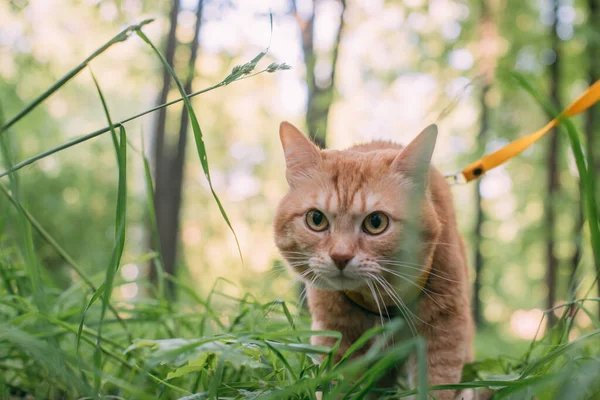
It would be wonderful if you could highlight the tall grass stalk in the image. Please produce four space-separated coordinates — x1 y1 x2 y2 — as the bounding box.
135 28 244 262
0 19 154 135
509 72 600 291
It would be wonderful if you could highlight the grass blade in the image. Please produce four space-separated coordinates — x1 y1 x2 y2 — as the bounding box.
134 29 243 263
0 184 131 339
416 337 428 400
0 58 288 180
0 122 46 313
0 67 283 180
0 19 154 135
89 67 119 153
509 72 600 291
83 125 127 375
1 324 92 395
128 135 168 301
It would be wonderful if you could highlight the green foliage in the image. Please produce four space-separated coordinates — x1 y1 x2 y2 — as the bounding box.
1 253 599 398
1 8 600 400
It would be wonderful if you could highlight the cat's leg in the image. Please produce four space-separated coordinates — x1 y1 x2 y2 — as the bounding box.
424 324 470 400
310 328 332 400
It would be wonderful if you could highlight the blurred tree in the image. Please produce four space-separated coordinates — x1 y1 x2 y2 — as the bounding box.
150 0 181 298
569 0 598 302
583 0 600 315
161 0 205 299
292 0 346 148
150 0 206 299
152 0 180 184
545 0 562 325
473 0 496 327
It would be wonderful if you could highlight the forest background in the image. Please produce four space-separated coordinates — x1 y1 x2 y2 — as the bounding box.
1 0 599 398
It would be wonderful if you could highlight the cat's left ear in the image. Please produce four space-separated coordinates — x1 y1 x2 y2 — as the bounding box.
279 121 321 187
391 124 438 183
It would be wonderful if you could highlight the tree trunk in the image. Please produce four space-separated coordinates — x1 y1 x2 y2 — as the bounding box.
153 0 181 184
149 0 181 292
545 0 561 326
158 0 204 299
150 0 204 300
293 0 346 148
473 83 489 327
473 0 495 327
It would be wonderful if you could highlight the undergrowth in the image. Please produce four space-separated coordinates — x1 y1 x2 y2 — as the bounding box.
1 19 599 400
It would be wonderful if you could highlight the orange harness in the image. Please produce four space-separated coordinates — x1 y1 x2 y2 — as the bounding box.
343 290 403 317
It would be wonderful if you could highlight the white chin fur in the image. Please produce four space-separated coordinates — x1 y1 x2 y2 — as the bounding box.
302 258 367 291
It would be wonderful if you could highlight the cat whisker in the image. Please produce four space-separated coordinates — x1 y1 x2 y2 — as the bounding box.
376 258 430 269
264 269 286 279
376 259 457 281
376 258 442 274
297 268 314 281
377 263 461 284
377 259 455 278
370 279 398 347
309 273 328 291
371 274 448 333
286 261 309 267
298 285 308 306
370 279 394 326
373 269 455 314
422 241 460 248
280 259 309 267
376 260 459 285
377 266 450 297
375 266 453 297
368 273 417 336
381 284 441 335
366 280 387 328
280 251 314 257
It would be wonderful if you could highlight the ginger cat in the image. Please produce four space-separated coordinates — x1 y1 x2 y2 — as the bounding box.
274 122 474 399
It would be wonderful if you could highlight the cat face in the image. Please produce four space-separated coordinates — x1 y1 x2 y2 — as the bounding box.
274 122 441 296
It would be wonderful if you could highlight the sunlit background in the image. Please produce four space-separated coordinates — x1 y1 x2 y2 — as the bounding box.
1 0 598 357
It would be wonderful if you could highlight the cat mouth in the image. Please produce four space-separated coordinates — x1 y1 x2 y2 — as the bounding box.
300 262 366 290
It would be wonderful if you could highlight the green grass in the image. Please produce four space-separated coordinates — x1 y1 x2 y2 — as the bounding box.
1 21 600 400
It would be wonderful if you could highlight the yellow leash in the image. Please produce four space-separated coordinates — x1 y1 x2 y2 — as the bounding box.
447 79 600 184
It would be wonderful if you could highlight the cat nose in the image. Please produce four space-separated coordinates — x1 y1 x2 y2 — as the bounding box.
330 252 353 270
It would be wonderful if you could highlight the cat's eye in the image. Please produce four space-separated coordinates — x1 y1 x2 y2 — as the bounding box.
362 212 389 235
306 210 329 232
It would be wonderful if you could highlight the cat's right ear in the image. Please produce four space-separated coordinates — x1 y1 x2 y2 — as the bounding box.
391 124 438 184
279 121 321 187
